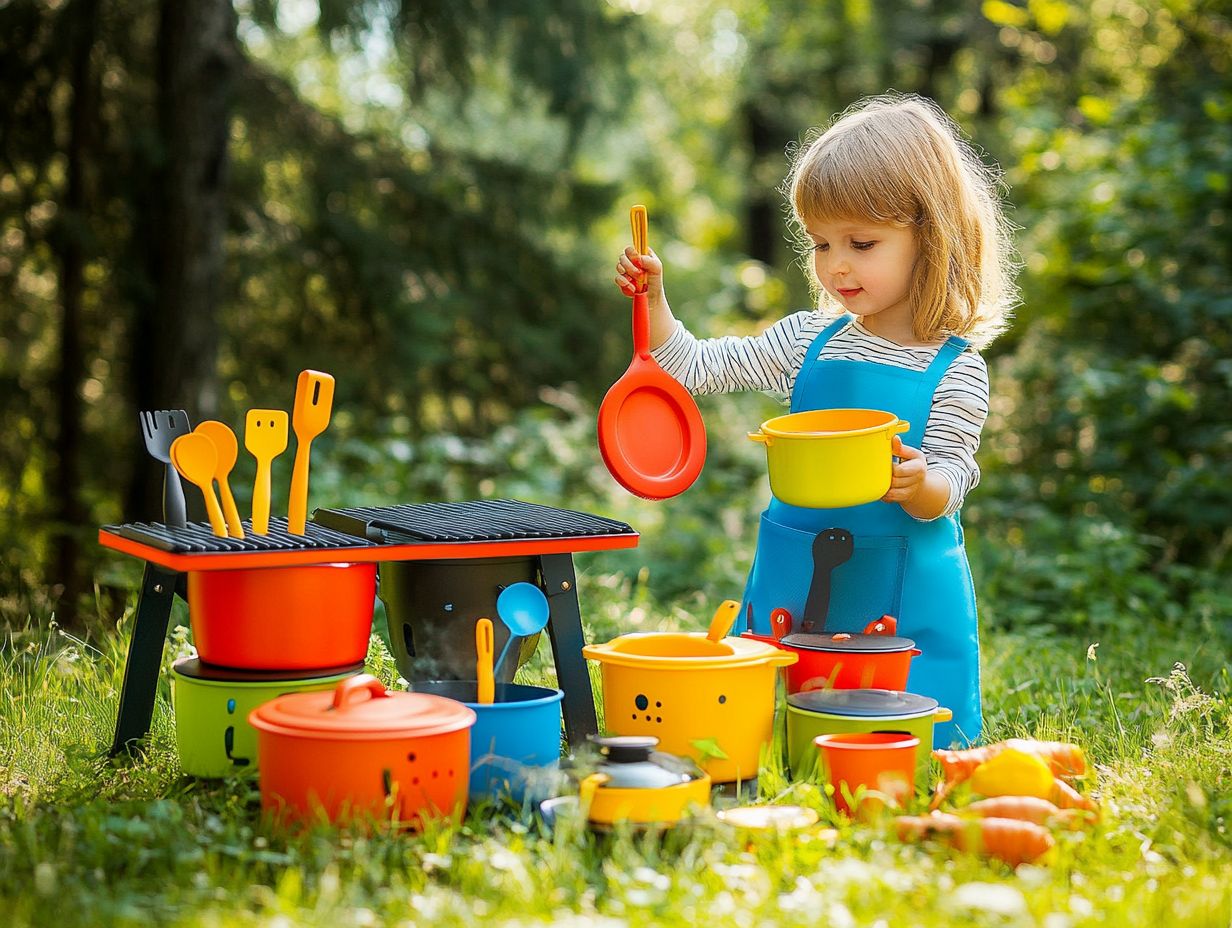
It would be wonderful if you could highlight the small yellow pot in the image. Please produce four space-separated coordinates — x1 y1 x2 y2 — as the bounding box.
748 408 910 508
583 633 796 784
579 772 712 826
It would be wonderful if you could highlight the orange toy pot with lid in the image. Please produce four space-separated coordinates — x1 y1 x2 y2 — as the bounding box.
249 674 475 827
583 626 796 784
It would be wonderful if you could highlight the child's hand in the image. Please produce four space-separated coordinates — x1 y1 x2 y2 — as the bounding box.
616 247 665 305
883 436 928 504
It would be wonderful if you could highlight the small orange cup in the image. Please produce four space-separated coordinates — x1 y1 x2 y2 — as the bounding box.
815 732 919 815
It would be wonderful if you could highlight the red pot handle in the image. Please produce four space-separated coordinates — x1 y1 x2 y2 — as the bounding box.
863 614 898 636
332 673 387 710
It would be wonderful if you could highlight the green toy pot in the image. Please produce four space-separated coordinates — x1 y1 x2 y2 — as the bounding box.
171 657 363 778
785 688 952 789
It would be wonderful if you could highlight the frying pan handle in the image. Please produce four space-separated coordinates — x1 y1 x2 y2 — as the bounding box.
332 674 387 710
632 291 652 361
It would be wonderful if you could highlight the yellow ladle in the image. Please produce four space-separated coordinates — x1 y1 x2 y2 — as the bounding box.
169 432 227 538
195 420 244 538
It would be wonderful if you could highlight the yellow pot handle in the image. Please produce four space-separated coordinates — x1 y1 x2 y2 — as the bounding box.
933 707 953 723
893 420 911 435
767 650 800 667
578 772 610 810
747 431 772 445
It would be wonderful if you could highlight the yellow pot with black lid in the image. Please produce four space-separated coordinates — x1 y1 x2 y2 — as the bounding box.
748 408 910 508
582 601 797 784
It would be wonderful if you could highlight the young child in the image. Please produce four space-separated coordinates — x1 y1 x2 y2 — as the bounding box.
613 93 1018 746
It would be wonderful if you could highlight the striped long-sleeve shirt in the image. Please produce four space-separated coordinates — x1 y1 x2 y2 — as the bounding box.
651 312 990 518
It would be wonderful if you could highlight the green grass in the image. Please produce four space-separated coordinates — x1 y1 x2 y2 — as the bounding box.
2 578 1230 928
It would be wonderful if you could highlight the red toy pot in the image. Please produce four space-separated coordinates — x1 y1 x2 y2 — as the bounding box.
815 732 919 815
189 562 376 671
742 615 920 693
249 674 475 827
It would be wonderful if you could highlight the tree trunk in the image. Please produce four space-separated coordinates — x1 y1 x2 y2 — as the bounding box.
51 0 101 629
126 0 236 524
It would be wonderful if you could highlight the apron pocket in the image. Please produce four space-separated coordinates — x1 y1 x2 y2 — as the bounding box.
741 513 816 634
826 534 907 632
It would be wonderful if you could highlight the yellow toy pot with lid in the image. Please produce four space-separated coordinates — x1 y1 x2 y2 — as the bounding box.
578 736 711 827
747 408 910 508
582 605 796 784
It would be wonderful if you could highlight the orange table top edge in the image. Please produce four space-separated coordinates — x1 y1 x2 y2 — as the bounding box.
98 527 640 572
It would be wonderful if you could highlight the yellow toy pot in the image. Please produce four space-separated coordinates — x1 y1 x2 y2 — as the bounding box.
747 408 910 508
582 632 796 784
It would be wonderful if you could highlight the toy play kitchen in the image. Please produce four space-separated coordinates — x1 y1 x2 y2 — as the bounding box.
249 674 476 826
582 601 796 784
103 373 639 768
785 688 952 787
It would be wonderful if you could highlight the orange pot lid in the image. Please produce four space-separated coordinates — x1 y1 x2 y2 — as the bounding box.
250 674 475 740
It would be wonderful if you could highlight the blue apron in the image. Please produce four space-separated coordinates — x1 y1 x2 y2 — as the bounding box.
739 314 981 746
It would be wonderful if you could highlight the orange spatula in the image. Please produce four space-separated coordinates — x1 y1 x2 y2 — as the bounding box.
244 409 289 536
287 370 335 535
195 420 244 538
169 432 228 537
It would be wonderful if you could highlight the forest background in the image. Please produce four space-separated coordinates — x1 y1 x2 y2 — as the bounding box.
1 0 1229 648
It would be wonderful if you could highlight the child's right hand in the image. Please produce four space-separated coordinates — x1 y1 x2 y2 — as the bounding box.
615 246 665 303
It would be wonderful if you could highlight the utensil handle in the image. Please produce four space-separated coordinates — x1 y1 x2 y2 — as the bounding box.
630 205 648 291
476 618 495 704
287 442 311 535
202 484 228 538
163 462 187 528
218 478 245 539
707 599 741 642
493 636 516 680
632 291 651 362
251 458 271 535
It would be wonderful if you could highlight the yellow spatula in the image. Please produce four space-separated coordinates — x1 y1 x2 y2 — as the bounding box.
244 409 289 536
195 420 244 539
287 370 336 535
169 432 228 537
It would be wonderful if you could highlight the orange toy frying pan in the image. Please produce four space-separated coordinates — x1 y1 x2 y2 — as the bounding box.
597 205 706 500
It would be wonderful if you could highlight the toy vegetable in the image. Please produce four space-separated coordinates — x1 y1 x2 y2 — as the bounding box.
933 738 1087 783
969 748 1055 799
964 796 1095 828
895 812 1055 867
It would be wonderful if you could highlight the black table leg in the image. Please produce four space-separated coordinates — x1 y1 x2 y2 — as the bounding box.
109 562 179 756
538 553 598 749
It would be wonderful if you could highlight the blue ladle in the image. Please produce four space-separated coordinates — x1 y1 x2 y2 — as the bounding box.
493 582 551 679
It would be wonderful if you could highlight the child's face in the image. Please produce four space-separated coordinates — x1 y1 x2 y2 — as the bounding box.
804 219 919 337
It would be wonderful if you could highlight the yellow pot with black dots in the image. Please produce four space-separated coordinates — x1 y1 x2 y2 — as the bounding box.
582 631 796 784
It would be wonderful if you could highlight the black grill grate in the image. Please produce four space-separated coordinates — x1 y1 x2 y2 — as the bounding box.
314 498 636 544
105 518 377 554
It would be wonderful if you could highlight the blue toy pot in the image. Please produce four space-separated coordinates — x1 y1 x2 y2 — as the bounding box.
411 681 564 802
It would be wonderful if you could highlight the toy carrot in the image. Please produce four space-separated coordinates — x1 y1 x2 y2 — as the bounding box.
895 812 1056 867
964 796 1095 829
933 739 1087 784
1050 778 1100 816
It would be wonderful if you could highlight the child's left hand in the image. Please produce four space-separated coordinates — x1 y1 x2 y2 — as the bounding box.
883 436 927 504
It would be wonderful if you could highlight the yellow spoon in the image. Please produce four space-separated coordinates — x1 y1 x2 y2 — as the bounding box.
195 420 244 539
169 433 227 537
244 409 289 536
287 369 336 535
476 617 495 705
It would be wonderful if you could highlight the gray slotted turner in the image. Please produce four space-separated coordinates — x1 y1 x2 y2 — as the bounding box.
139 409 191 527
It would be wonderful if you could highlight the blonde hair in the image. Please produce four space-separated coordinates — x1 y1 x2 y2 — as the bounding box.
785 93 1018 348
